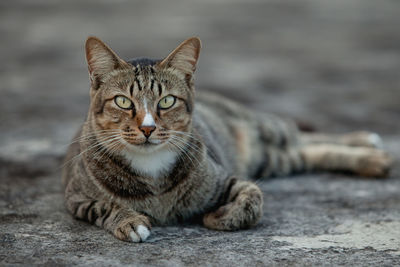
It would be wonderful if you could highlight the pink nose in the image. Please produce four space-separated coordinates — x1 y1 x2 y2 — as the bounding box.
139 125 156 138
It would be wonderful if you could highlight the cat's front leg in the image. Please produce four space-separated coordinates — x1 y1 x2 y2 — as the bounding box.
203 178 263 231
65 189 151 242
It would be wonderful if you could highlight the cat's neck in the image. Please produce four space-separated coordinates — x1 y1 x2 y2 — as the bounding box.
121 147 177 179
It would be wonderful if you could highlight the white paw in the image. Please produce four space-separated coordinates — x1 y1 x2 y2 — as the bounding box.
368 133 383 149
129 225 150 243
345 131 384 148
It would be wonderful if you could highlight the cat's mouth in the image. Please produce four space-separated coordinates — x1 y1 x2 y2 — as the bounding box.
120 137 166 153
139 140 159 146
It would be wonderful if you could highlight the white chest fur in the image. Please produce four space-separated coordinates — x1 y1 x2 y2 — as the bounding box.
121 148 177 179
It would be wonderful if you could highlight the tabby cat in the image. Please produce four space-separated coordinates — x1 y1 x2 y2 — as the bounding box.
62 36 391 242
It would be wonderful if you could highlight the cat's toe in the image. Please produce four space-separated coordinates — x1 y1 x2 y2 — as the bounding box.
203 186 263 231
367 133 383 149
114 216 151 242
130 225 151 243
344 131 383 148
203 204 232 231
356 149 392 178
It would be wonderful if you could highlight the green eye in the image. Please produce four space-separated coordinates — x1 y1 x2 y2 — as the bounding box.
158 95 176 109
114 96 133 109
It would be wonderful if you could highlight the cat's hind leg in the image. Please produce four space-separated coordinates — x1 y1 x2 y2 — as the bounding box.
203 179 263 231
300 131 383 148
300 144 392 177
254 143 391 178
295 130 390 177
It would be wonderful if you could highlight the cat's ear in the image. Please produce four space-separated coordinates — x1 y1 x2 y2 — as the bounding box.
85 36 127 88
158 37 201 76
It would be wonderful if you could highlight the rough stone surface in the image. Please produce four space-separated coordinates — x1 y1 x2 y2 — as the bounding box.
1 0 400 265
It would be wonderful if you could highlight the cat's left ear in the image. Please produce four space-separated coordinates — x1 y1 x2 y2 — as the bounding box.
158 37 201 77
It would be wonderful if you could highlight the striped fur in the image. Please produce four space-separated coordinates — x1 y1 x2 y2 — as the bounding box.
62 37 392 242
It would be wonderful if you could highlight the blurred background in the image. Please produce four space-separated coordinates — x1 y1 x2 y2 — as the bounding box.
1 0 399 163
1 1 400 265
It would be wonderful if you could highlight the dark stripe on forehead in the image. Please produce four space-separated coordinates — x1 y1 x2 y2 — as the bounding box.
134 66 140 76
150 79 155 92
132 65 143 91
129 83 134 96
158 83 163 96
135 78 142 91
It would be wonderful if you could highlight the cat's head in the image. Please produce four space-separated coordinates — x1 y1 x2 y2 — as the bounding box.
84 36 201 154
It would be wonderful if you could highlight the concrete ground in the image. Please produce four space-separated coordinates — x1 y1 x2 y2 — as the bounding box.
1 0 400 265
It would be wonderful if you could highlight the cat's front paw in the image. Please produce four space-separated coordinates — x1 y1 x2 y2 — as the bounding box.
129 225 150 243
114 215 151 243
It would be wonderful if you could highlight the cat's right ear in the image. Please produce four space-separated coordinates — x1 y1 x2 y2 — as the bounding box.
85 36 127 89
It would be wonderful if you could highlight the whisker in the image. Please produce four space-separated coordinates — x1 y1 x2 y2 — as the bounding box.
168 135 203 158
167 139 197 167
168 137 202 167
61 135 122 168
167 130 219 160
73 132 121 144
165 130 204 152
62 130 121 147
166 140 185 164
73 130 121 141
93 138 122 163
169 134 202 152
167 130 199 139
89 135 122 158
